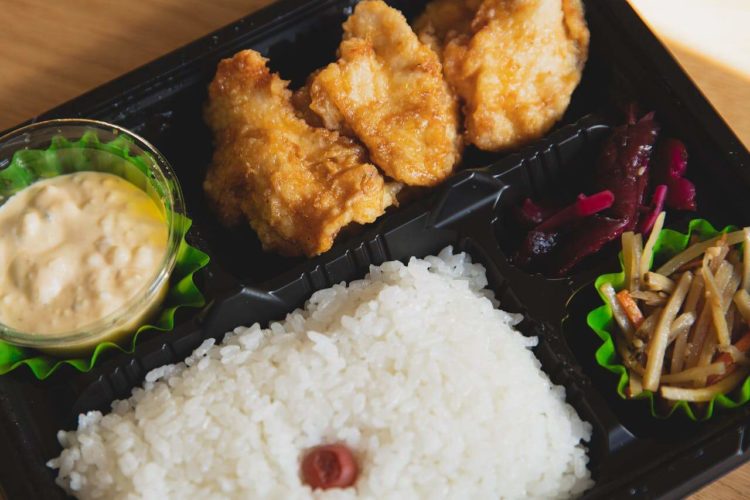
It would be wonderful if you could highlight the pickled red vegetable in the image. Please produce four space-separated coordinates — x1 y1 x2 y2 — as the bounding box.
593 112 660 229
512 111 691 277
302 444 358 490
653 138 697 211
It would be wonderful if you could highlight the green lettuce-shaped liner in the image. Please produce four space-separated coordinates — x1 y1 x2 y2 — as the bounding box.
0 131 210 379
587 219 750 420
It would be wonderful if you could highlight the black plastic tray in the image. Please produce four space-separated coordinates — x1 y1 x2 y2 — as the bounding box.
2 1 750 498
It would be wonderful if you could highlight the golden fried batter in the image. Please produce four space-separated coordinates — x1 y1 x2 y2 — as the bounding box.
415 0 589 151
413 0 481 56
304 0 462 187
204 50 398 257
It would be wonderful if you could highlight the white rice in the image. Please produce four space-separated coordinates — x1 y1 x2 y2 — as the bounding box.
49 248 593 499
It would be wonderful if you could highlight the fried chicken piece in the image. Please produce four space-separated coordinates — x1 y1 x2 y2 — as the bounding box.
302 0 462 187
204 50 399 257
415 0 590 152
413 0 481 56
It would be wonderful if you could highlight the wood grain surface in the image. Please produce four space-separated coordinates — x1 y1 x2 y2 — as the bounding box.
0 0 748 498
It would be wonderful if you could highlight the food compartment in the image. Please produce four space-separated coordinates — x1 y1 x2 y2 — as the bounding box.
491 114 614 283
492 96 749 281
57 175 629 497
562 282 750 498
13 0 619 291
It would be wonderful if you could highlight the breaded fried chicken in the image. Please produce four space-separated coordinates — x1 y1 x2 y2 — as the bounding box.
415 0 589 152
204 50 399 256
302 0 462 187
413 0 481 56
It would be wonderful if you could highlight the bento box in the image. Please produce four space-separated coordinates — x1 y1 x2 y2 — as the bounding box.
1 0 749 498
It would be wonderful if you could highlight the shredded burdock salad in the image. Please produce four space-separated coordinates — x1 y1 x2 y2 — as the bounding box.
602 213 750 404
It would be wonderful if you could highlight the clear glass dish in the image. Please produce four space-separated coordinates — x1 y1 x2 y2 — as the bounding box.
0 119 185 355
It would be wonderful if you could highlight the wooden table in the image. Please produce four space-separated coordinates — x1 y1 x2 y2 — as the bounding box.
0 0 748 497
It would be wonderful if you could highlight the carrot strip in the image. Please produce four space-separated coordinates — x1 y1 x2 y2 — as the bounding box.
707 331 750 385
616 289 645 328
737 332 750 351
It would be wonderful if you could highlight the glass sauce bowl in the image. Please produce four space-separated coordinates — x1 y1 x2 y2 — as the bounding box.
0 119 185 355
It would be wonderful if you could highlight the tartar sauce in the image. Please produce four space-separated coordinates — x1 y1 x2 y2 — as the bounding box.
0 172 168 335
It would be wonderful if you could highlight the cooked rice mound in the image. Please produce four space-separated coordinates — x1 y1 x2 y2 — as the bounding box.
50 248 593 499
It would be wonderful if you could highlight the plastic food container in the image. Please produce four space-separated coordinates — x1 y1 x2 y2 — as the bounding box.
0 1 749 499
0 120 185 355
